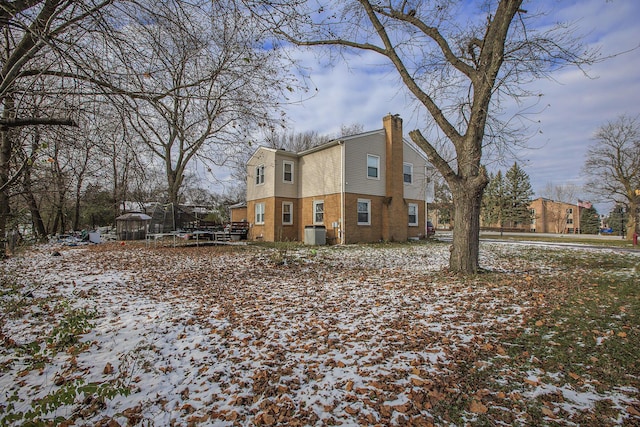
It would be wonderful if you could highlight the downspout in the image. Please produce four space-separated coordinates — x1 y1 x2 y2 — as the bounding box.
339 140 345 244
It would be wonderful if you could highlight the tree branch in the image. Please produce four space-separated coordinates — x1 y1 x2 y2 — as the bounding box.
0 117 77 129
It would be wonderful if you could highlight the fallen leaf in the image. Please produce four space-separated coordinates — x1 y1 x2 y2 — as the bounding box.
344 406 358 415
627 406 640 416
617 331 627 338
568 372 581 380
410 377 431 387
469 400 488 414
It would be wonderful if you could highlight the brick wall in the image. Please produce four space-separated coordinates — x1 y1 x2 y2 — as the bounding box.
382 114 408 242
299 193 342 244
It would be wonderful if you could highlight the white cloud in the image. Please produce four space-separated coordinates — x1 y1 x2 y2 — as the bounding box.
284 49 410 136
281 0 640 215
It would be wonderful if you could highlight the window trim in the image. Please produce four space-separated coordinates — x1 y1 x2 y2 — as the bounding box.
408 203 418 227
255 202 265 225
357 199 371 225
255 164 265 186
367 154 380 180
283 160 294 184
313 200 324 225
282 201 293 225
403 162 413 184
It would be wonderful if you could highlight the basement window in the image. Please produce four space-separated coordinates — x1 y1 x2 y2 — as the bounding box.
408 203 418 226
255 203 265 225
313 201 324 224
357 199 371 225
282 202 293 225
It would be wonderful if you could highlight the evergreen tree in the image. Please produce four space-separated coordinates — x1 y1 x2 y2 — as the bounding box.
608 205 629 237
481 171 505 227
503 163 534 228
580 206 600 234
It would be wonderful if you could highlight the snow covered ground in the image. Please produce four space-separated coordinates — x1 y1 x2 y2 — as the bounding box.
0 241 638 426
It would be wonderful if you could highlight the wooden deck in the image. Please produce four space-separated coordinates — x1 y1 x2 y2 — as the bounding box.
145 222 249 247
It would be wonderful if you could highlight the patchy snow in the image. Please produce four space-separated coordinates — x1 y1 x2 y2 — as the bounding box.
0 242 638 426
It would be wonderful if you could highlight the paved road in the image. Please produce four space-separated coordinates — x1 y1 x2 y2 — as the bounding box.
434 231 640 253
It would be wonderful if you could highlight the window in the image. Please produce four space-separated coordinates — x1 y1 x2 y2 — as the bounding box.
255 203 265 224
283 161 294 183
357 199 371 225
566 208 573 214
282 202 293 225
367 154 380 179
255 165 265 185
403 163 413 184
567 218 573 224
408 203 418 226
313 200 324 224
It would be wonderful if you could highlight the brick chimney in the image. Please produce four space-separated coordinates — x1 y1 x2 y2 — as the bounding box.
382 114 407 242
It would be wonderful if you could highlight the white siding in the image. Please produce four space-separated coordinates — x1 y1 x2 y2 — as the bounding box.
299 144 343 197
246 132 432 203
273 152 299 198
246 148 277 201
344 131 386 196
403 141 429 201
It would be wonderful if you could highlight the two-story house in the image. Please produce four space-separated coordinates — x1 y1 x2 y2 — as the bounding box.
242 114 433 244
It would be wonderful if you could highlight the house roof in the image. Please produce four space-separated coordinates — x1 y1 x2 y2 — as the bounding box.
246 146 298 165
229 201 247 209
247 125 430 163
297 129 385 156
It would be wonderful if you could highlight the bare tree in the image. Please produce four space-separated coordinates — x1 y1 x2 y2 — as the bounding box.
540 182 579 234
264 128 330 152
0 0 126 256
583 114 640 238
1 0 296 254
105 0 294 207
256 0 596 273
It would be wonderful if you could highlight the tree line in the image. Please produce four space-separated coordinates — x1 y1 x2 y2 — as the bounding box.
1 0 294 256
3 1 633 274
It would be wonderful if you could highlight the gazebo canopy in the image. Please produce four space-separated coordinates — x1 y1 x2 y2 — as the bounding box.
116 212 152 240
116 213 152 221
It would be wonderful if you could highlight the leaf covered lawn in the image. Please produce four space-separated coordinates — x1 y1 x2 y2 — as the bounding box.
1 241 638 426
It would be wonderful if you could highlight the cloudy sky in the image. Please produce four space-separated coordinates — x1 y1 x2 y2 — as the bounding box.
277 0 640 212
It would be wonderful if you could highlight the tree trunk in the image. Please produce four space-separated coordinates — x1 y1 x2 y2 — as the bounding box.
22 164 47 240
628 199 638 240
167 168 183 207
25 190 47 239
0 96 14 259
0 195 8 259
73 192 81 230
73 171 85 230
450 186 484 273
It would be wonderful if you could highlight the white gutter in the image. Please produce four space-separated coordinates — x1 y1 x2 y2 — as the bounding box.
339 140 345 244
